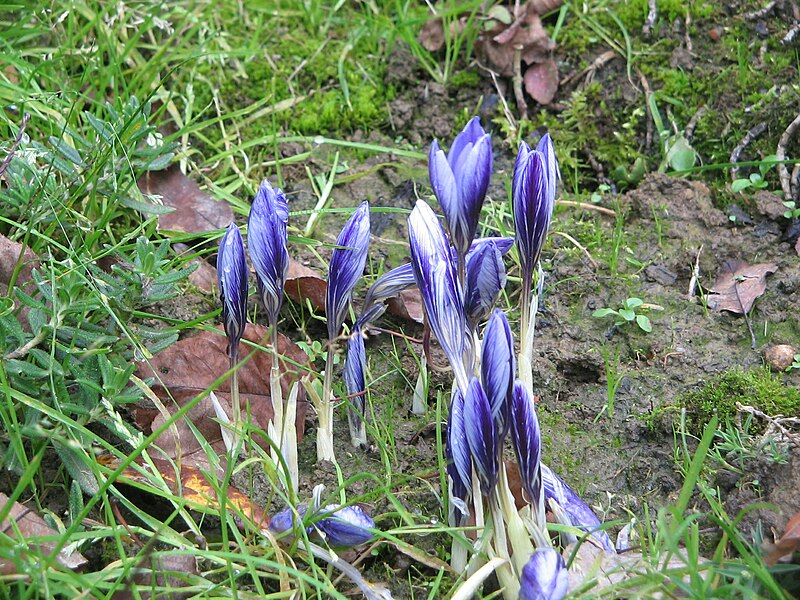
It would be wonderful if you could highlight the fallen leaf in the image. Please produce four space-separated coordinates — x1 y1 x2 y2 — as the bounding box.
138 166 234 234
527 0 565 13
419 17 445 52
705 260 778 314
98 455 269 530
0 233 38 294
387 288 425 324
112 553 200 600
285 258 327 312
523 58 559 105
134 324 308 467
0 492 88 574
795 236 799 257
174 242 217 294
479 8 556 77
763 511 800 566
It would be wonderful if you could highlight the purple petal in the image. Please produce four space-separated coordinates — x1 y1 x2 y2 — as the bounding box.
269 503 309 535
541 463 615 552
464 377 498 495
429 141 458 226
248 180 289 325
513 144 553 285
447 116 486 169
510 380 542 505
357 262 415 327
469 236 514 257
407 201 471 388
481 310 515 439
519 548 568 600
344 325 367 416
217 223 248 358
464 242 507 328
536 133 559 210
315 504 375 547
447 387 472 503
326 202 371 341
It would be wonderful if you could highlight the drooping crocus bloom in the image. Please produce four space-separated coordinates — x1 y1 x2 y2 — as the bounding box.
464 377 498 496
509 380 542 505
481 310 515 439
326 201 371 341
217 223 248 359
248 180 289 326
344 325 368 447
408 200 471 390
464 241 507 329
541 463 614 552
315 504 375 547
447 387 472 513
513 138 557 288
519 548 568 600
429 116 493 262
357 262 416 327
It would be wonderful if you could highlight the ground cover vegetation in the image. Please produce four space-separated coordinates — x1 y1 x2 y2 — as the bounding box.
1 0 799 598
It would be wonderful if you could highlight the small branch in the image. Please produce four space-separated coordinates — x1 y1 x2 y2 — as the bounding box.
783 22 800 45
556 200 617 217
685 106 707 142
733 277 757 350
550 231 599 270
730 122 768 181
512 44 528 120
777 113 800 201
688 244 703 301
639 71 654 149
744 1 778 20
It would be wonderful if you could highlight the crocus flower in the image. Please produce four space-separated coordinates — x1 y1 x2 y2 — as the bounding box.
481 310 515 439
464 241 507 329
248 180 289 326
408 200 471 390
464 377 498 496
429 116 493 261
326 201 371 341
316 504 375 547
269 503 308 536
541 463 615 552
217 223 248 359
519 548 568 600
344 325 368 446
468 236 515 258
357 262 416 327
513 139 557 287
447 387 471 511
509 380 542 505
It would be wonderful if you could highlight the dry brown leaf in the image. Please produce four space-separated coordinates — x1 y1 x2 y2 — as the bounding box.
174 242 217 295
706 260 778 314
387 288 425 324
479 8 556 77
527 0 564 13
795 236 800 257
137 166 234 234
98 455 269 530
419 17 445 52
0 234 37 293
763 511 800 566
523 58 559 104
285 258 327 312
0 492 88 574
112 553 199 600
134 324 308 467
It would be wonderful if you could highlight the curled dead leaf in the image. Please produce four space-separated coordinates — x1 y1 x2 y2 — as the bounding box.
763 511 800 566
285 258 327 312
523 58 560 105
705 260 778 314
479 8 555 77
387 288 425 324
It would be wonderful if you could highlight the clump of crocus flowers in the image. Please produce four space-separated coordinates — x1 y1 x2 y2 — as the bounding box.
408 117 612 598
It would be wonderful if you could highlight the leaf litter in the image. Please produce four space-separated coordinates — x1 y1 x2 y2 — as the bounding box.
705 259 778 314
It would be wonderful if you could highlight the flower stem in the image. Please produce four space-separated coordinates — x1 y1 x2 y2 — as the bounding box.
270 324 284 450
317 343 337 463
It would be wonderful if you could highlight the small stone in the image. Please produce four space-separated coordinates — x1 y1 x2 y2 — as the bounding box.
764 344 797 371
708 27 723 42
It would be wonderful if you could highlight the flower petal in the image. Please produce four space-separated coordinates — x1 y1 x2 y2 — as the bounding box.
519 548 568 600
217 223 248 358
344 325 367 415
358 262 416 327
447 387 472 503
481 310 515 439
510 380 542 505
465 242 507 328
316 504 375 547
464 377 498 495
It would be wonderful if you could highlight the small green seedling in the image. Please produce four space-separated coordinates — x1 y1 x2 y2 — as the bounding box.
731 155 779 193
592 297 654 333
787 354 800 372
783 200 800 220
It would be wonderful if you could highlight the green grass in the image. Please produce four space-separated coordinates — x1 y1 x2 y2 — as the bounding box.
1 0 798 598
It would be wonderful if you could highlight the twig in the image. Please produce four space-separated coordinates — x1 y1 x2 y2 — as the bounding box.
639 71 654 149
733 277 757 350
560 50 616 88
684 11 693 55
512 44 528 120
783 22 800 45
688 244 703 301
0 113 31 179
729 122 768 180
584 150 614 188
737 402 800 449
744 1 778 20
685 106 707 142
642 0 657 36
777 113 800 201
556 200 617 217
791 163 800 200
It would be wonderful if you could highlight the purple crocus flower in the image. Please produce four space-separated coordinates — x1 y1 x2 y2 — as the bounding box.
316 504 375 547
541 463 614 552
344 325 367 445
269 503 308 535
509 380 542 505
519 548 568 600
513 138 557 288
357 262 416 327
469 236 514 257
464 377 498 496
429 117 493 261
217 223 248 359
408 200 471 390
326 201 371 341
481 310 515 440
465 242 507 329
248 180 289 326
447 387 472 511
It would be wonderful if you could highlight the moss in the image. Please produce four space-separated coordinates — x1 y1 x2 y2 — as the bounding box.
679 368 800 434
448 69 480 89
